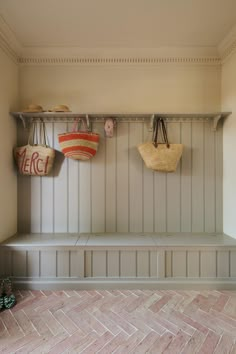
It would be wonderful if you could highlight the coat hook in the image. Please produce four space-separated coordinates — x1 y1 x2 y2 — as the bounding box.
149 114 155 132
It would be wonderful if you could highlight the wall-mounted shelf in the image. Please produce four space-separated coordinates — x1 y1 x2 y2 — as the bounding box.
11 111 231 131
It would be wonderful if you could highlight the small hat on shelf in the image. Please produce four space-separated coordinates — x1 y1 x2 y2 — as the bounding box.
22 104 44 113
48 105 71 112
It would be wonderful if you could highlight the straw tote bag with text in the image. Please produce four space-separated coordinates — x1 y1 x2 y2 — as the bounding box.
14 121 55 176
58 119 100 160
137 117 183 172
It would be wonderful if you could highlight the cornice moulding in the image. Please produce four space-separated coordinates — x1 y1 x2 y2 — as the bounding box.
0 14 22 61
218 24 236 61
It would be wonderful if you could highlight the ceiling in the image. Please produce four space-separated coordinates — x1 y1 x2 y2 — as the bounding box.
0 0 236 50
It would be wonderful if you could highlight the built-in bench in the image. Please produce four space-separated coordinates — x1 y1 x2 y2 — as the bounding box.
1 233 236 290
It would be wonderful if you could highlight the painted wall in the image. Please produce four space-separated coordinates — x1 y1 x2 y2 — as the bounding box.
0 48 18 241
18 62 222 233
222 52 236 239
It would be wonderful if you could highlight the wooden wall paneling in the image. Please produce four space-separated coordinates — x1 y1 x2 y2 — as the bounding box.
41 123 54 232
116 123 129 232
217 251 230 278
107 251 120 277
67 122 79 233
180 122 192 232
27 250 40 277
57 250 70 277
157 251 165 278
120 251 136 277
0 249 4 276
200 251 216 278
3 250 12 276
17 122 31 233
53 122 68 232
172 251 187 277
40 251 57 277
91 123 105 232
79 159 91 233
105 129 117 232
137 251 149 277
215 122 223 232
165 251 172 277
30 123 42 232
142 123 154 232
192 122 204 232
187 251 200 277
129 123 143 232
92 251 107 277
204 121 216 232
70 250 84 278
154 172 167 232
230 251 236 277
167 122 181 232
85 251 92 277
12 250 26 277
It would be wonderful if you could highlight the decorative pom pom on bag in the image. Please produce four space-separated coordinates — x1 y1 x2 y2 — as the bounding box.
58 119 100 160
137 117 183 172
14 121 55 176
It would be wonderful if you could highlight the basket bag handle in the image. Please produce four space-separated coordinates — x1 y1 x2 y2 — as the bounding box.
153 117 170 148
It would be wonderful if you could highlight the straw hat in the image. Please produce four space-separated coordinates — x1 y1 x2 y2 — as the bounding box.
23 104 44 113
49 105 71 112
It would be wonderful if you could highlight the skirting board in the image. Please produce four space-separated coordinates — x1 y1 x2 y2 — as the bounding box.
13 277 236 291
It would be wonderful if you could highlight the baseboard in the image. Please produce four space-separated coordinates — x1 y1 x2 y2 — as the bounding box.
12 277 236 291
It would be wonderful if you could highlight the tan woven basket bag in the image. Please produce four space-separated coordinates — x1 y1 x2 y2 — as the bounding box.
14 121 55 176
138 117 183 172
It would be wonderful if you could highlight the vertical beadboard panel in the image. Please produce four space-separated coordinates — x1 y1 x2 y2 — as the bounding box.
137 251 149 277
12 251 26 276
181 123 192 232
143 124 154 233
3 250 12 276
107 251 119 277
0 249 5 276
31 123 42 232
230 251 236 277
79 161 91 232
85 251 92 277
187 251 200 277
154 173 167 232
116 123 129 232
41 122 54 232
120 251 136 277
40 251 57 277
91 123 105 232
217 251 230 278
27 251 40 277
105 130 117 232
129 123 143 232
167 122 181 232
150 251 158 278
17 123 31 233
192 122 204 232
92 251 107 277
57 251 70 277
165 251 172 277
204 121 216 232
200 251 216 278
67 123 79 233
172 251 187 277
54 122 68 232
70 250 84 277
215 122 223 232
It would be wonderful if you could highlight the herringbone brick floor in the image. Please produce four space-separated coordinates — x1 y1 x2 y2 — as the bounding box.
0 289 236 353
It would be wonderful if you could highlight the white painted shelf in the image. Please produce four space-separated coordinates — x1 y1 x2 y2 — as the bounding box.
11 111 231 131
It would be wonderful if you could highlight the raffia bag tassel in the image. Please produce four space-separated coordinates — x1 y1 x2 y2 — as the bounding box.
137 117 183 173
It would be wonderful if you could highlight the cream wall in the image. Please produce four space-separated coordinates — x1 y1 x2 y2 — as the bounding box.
222 52 236 239
19 64 221 113
0 48 18 241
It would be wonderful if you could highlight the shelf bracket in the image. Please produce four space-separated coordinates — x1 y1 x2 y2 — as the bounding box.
212 114 222 131
19 114 27 129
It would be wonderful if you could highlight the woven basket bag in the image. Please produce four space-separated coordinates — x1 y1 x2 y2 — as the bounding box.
14 121 55 176
138 117 183 172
